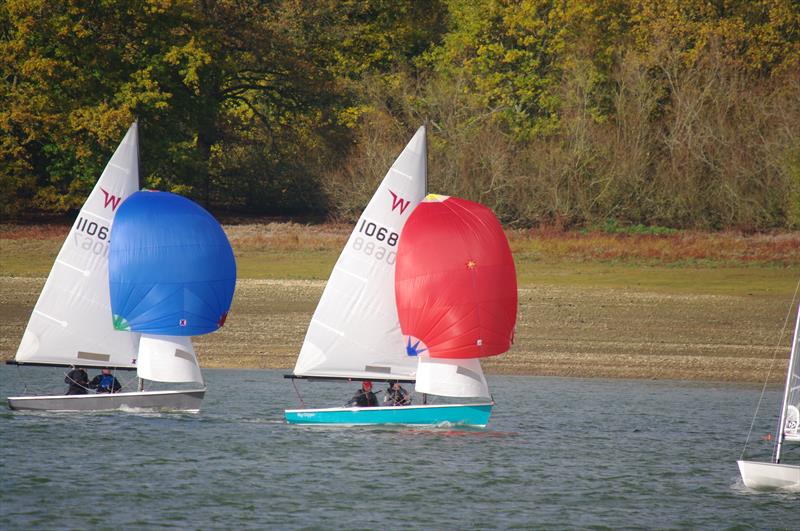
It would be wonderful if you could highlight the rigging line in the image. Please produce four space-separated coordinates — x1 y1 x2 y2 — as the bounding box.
117 368 139 392
106 366 136 394
740 277 800 461
63 367 92 393
290 378 306 408
15 363 30 396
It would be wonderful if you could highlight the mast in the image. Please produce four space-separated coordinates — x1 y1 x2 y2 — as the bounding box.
134 118 140 188
423 121 428 196
775 304 800 463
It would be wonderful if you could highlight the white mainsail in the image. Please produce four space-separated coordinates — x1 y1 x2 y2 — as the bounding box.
781 305 800 442
415 355 491 398
136 335 204 385
293 126 427 379
15 122 141 368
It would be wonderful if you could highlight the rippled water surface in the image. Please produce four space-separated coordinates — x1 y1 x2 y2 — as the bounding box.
1 366 797 529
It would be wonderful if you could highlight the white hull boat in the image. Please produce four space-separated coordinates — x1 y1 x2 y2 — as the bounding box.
8 388 206 412
6 123 236 413
737 301 800 490
737 460 800 490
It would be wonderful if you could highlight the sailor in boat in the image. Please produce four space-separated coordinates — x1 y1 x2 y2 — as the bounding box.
384 381 411 406
348 380 379 407
64 366 89 395
88 367 122 394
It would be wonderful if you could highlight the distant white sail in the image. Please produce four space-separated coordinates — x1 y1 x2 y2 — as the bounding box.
782 306 800 442
15 122 141 368
293 126 427 379
136 335 204 385
415 355 490 399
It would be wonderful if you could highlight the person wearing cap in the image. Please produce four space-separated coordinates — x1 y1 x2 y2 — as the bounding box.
64 366 89 395
384 380 411 406
348 380 378 407
88 367 122 394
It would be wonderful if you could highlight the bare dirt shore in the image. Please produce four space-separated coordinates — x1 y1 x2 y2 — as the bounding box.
1 277 792 383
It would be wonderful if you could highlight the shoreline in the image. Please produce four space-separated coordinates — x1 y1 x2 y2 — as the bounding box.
3 277 790 385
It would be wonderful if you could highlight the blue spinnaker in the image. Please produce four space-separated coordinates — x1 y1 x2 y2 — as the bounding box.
109 191 236 336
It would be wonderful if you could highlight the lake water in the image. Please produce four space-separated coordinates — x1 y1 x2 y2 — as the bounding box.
1 366 797 529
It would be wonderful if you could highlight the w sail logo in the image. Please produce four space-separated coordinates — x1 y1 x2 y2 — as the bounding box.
389 190 410 215
100 188 122 211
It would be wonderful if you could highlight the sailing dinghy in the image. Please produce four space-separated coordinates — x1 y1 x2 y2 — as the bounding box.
7 124 236 412
737 303 800 489
284 127 517 426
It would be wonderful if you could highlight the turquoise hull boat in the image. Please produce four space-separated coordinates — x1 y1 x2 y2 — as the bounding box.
285 402 493 426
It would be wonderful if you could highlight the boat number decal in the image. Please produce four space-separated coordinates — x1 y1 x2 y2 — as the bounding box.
353 236 396 265
358 220 399 246
72 216 110 257
75 216 109 240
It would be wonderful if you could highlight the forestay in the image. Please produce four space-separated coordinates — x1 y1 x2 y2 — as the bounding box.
15 122 140 368
293 126 427 379
136 334 204 385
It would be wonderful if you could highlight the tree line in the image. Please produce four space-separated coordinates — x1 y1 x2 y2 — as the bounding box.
2 0 798 229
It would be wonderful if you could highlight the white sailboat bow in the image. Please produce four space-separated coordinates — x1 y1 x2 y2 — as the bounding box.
292 126 427 380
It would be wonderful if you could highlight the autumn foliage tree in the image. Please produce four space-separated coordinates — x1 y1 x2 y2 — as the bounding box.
2 0 799 229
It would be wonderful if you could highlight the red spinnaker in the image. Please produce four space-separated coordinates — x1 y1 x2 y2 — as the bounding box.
395 195 517 359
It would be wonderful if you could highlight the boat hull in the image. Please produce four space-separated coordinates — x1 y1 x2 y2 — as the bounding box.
7 389 206 413
285 403 493 426
737 460 800 490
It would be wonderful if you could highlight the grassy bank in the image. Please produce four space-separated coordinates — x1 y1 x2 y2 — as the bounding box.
3 222 799 292
1 223 799 382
